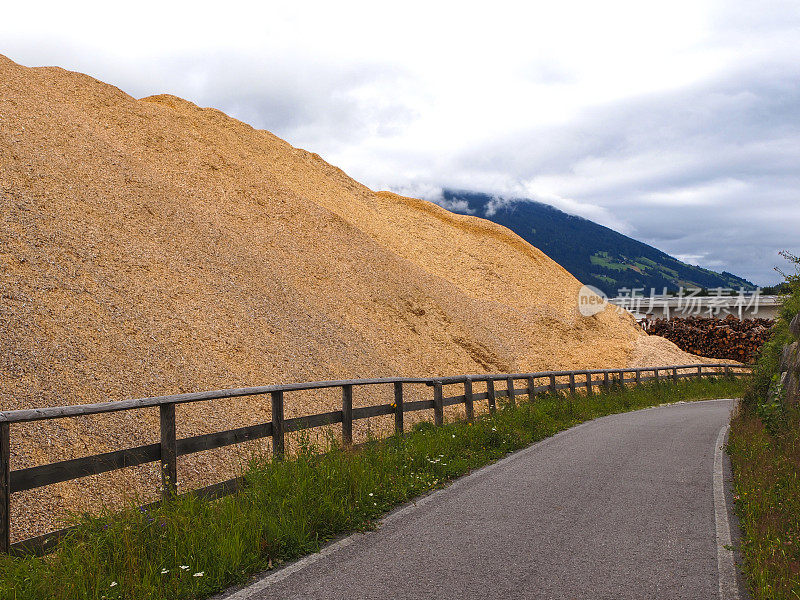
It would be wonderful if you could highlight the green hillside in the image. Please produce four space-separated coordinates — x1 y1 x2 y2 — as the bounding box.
440 190 755 296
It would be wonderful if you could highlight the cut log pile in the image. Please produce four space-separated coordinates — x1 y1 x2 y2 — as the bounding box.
645 315 774 363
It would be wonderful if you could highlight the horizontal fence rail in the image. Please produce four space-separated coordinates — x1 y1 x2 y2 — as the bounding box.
0 363 751 555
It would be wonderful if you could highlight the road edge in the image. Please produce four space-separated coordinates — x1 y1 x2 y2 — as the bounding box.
219 397 737 600
715 424 740 600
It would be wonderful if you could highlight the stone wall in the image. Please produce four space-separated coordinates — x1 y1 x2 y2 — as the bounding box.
779 313 800 405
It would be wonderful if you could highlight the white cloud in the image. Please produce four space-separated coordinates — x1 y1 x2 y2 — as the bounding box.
642 179 750 207
1 0 798 284
484 196 513 217
388 183 444 203
436 198 475 215
519 189 632 234
673 254 708 265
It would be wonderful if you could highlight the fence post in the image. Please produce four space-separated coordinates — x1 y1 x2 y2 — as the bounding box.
487 379 497 413
568 372 576 395
635 369 641 385
725 365 732 377
159 404 177 499
672 367 678 384
271 391 285 460
0 422 9 554
342 384 353 446
697 365 703 379
603 371 610 391
464 378 475 423
548 374 557 395
393 382 404 435
433 381 444 426
526 376 535 400
654 368 660 384
506 376 516 406
585 372 593 395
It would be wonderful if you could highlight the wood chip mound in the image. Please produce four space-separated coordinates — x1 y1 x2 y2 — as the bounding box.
0 55 706 541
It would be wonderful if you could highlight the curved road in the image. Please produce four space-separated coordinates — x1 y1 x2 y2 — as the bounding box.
223 399 745 600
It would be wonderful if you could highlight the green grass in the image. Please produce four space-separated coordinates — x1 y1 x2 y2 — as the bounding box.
743 271 800 433
727 251 800 599
637 257 658 268
594 274 617 285
0 377 744 600
590 251 631 272
656 265 680 279
728 406 800 599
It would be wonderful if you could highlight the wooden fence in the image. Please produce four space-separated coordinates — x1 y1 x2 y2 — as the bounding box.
0 363 751 555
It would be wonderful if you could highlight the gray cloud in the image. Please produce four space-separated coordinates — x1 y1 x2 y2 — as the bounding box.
2 41 419 151
3 1 799 286
426 61 800 284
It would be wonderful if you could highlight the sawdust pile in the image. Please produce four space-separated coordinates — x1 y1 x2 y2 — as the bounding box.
0 55 703 540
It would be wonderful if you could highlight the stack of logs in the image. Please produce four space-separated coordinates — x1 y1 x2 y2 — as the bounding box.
645 314 773 363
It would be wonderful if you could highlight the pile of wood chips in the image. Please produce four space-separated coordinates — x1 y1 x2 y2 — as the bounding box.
0 54 714 541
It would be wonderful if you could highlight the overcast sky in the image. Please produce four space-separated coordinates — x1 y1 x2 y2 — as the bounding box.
3 0 798 285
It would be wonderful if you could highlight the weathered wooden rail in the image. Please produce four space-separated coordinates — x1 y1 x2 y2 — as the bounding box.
0 363 751 555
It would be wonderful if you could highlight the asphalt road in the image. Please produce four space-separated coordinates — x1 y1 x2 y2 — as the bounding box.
224 399 745 600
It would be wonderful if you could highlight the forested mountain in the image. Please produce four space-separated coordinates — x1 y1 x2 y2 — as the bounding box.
438 190 755 296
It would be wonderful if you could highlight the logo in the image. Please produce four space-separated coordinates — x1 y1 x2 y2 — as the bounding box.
578 285 608 317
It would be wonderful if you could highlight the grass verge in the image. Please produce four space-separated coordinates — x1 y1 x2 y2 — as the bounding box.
727 250 800 599
1 376 743 600
729 404 800 599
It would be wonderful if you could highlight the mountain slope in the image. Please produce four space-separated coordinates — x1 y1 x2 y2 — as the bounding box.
439 190 755 296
